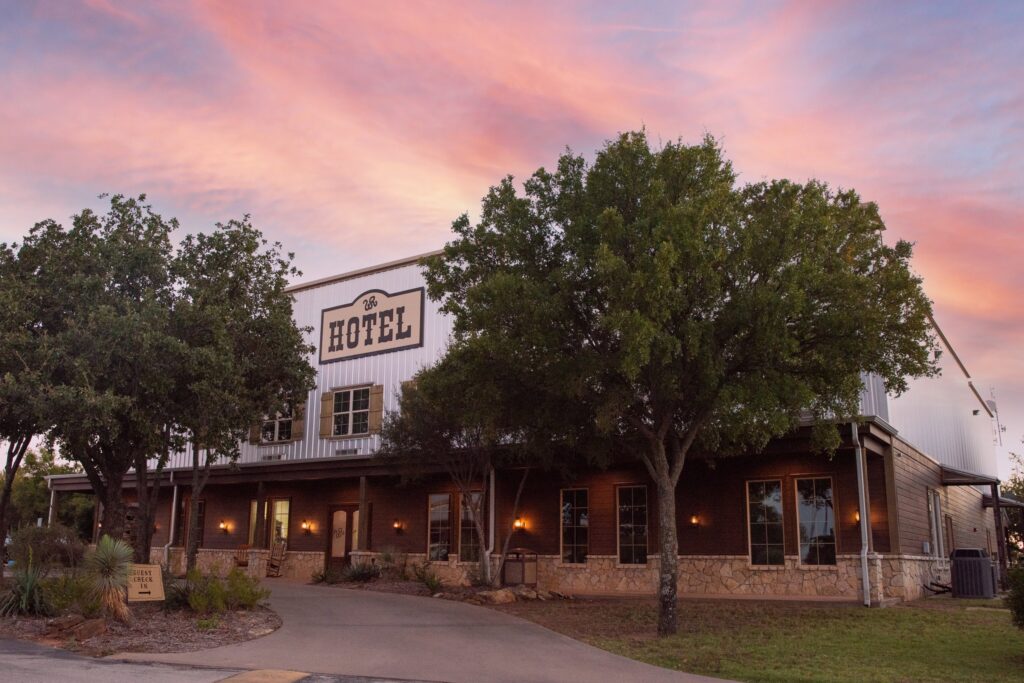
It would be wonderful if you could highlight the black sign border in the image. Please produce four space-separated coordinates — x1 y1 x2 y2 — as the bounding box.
318 287 426 365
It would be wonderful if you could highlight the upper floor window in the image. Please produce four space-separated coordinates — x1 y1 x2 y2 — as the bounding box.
333 387 370 437
748 480 784 565
261 401 294 443
795 477 836 565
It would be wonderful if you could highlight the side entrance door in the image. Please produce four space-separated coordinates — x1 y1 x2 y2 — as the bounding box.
326 504 360 573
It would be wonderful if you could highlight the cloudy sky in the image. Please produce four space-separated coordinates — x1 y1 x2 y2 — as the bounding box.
2 1 1022 476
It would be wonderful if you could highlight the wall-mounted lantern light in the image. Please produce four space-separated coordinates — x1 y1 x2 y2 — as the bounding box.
853 510 861 523
300 520 313 535
513 517 526 530
392 519 404 534
689 514 700 527
219 520 230 533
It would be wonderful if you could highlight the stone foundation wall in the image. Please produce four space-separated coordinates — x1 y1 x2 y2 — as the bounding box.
880 554 950 602
351 550 500 586
149 547 325 581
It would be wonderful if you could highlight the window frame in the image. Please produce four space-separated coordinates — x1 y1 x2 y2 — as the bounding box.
330 385 372 438
261 401 295 444
615 484 649 566
746 479 786 567
793 476 838 566
266 497 290 547
427 493 452 562
560 488 589 565
458 491 484 563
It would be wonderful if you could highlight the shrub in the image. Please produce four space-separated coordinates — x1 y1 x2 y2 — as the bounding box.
9 524 85 569
85 535 133 622
341 562 382 583
412 560 442 593
1007 566 1024 630
163 577 191 612
311 567 344 584
43 573 101 618
377 546 409 580
185 568 227 615
224 568 270 609
0 551 52 617
196 615 220 630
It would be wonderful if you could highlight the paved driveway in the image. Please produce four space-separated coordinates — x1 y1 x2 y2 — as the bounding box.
113 580 725 683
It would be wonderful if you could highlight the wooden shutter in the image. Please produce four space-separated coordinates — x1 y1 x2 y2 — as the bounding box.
291 398 306 441
248 424 262 444
368 384 384 433
319 391 334 438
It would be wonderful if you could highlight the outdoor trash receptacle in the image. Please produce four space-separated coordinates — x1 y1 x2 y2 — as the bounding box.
950 548 996 599
503 548 538 586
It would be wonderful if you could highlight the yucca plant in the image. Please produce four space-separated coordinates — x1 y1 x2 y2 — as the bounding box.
0 548 53 617
85 535 133 622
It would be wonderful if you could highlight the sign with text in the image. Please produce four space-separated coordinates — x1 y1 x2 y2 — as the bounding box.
127 563 165 602
319 288 424 364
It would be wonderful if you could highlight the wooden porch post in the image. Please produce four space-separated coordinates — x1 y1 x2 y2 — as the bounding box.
358 476 369 551
254 481 267 549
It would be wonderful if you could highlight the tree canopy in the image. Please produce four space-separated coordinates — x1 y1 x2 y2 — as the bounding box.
422 131 938 634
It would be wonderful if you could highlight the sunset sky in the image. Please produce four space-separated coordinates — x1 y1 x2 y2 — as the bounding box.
1 1 1022 476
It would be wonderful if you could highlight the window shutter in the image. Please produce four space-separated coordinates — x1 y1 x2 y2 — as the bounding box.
368 384 384 433
291 398 306 441
248 425 262 444
319 391 334 438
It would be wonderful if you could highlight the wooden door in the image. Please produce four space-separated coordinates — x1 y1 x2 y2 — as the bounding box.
326 505 359 573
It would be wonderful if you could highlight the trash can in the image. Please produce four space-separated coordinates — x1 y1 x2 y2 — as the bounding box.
950 548 996 598
503 548 538 586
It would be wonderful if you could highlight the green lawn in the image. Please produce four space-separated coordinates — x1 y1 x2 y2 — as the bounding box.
496 596 1024 682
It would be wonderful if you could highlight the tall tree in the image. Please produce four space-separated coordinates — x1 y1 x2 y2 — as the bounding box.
172 218 315 571
423 131 937 635
43 195 179 556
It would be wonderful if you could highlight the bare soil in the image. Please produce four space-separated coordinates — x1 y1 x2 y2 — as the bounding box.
0 603 281 658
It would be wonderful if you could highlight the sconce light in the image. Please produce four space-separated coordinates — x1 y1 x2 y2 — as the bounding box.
300 520 313 535
218 520 230 533
513 517 526 530
689 514 700 527
392 519 404 534
853 510 861 523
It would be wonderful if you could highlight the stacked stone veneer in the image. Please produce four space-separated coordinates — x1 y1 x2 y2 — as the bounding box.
149 547 952 603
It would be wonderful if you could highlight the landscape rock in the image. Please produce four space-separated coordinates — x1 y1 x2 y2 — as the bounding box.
45 614 85 634
478 588 517 604
70 618 107 641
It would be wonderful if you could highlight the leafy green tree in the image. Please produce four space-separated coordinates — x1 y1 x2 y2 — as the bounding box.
1004 451 1023 563
423 131 937 635
6 447 94 536
40 196 180 561
172 218 314 570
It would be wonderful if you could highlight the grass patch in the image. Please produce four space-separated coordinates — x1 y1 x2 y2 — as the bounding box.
496 596 1024 682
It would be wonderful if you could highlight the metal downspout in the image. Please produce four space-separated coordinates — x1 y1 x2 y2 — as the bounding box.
163 471 178 566
485 468 496 574
853 422 871 607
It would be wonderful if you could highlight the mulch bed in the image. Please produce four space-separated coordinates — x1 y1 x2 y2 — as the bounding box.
320 577 434 597
0 603 281 657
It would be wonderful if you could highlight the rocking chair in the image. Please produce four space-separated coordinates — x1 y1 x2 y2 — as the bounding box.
266 539 287 577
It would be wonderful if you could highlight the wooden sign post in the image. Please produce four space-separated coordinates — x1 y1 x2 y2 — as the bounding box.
127 563 166 602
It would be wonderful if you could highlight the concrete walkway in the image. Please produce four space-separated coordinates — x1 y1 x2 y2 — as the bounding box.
112 580 725 683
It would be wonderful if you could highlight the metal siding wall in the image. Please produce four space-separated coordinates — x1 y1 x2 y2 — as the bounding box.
160 262 452 470
882 343 998 477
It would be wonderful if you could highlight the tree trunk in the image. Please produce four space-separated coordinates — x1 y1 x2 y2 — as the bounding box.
0 436 31 566
473 493 490 585
132 453 164 564
494 467 530 586
185 442 212 572
99 473 127 542
655 477 679 636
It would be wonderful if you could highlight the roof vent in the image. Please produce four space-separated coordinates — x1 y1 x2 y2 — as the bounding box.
261 453 282 461
335 448 359 456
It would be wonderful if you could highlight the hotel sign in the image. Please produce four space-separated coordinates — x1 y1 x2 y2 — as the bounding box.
127 563 165 602
319 287 425 364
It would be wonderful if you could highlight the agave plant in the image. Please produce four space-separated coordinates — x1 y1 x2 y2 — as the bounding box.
85 535 133 622
0 548 53 617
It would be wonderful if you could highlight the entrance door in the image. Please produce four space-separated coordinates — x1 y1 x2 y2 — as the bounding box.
326 504 360 573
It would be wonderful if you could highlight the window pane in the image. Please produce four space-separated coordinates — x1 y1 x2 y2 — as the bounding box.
333 414 349 436
352 388 370 411
334 390 350 414
248 499 257 546
796 478 835 565
617 486 646 565
271 499 290 545
277 419 292 441
428 494 450 561
261 422 276 442
352 411 369 434
460 492 482 562
748 481 784 565
561 489 588 564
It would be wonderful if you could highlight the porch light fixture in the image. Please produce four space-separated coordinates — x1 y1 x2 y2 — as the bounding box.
513 517 526 530
219 520 230 533
689 514 700 527
392 519 404 534
300 520 313 534
853 510 861 523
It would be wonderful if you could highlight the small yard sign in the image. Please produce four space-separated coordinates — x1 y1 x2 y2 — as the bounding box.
127 563 165 602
